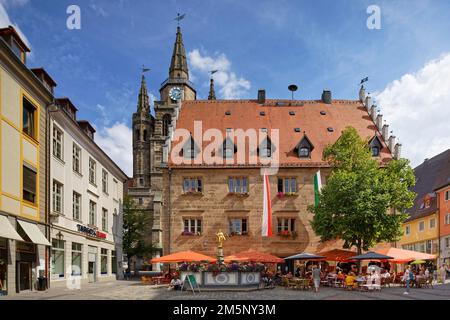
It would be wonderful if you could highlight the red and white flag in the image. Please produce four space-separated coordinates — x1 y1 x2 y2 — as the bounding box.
262 174 272 237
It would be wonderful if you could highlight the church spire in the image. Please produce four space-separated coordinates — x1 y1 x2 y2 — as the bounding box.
208 78 216 100
137 74 150 114
169 26 189 80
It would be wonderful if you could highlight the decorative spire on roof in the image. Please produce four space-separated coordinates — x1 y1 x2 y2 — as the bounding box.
137 70 150 114
169 25 189 80
208 78 216 100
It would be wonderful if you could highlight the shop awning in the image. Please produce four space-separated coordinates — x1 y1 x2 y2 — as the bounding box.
150 250 217 263
224 250 284 263
17 220 51 246
0 215 24 241
376 247 436 263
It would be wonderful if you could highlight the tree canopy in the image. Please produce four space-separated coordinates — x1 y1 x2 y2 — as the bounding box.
309 127 416 254
122 195 155 268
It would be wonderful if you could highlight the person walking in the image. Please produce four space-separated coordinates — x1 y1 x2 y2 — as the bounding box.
312 265 321 293
403 265 412 295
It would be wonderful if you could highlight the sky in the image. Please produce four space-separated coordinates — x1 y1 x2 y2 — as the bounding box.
1 0 450 176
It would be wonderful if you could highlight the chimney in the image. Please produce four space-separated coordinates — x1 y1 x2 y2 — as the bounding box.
376 114 383 131
388 135 396 152
365 96 372 111
359 85 366 102
257 89 266 104
382 124 389 141
370 105 377 121
394 143 402 160
321 90 332 104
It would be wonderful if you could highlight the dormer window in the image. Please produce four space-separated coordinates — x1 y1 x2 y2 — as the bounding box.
182 136 199 159
295 134 314 159
299 147 310 158
258 137 275 158
371 146 380 157
369 135 383 157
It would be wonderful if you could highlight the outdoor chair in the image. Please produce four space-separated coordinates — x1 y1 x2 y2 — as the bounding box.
424 277 434 289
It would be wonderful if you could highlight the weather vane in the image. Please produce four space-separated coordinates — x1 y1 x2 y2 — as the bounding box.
360 77 369 86
175 13 186 26
141 65 150 74
210 70 218 78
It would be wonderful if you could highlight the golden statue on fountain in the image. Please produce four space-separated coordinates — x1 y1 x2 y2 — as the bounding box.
216 231 227 248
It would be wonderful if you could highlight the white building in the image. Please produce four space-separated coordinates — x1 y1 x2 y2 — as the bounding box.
49 98 127 287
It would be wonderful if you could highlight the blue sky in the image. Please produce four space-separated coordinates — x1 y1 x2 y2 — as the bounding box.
2 0 450 175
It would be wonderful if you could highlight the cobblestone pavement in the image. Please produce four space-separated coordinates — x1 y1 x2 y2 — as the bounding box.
2 281 450 300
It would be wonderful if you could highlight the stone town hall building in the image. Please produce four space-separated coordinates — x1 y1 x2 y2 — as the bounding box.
127 26 401 268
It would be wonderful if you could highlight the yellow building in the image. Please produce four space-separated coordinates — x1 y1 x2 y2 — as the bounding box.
400 176 440 257
0 26 54 296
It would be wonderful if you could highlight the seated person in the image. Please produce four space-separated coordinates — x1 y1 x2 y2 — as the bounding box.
168 277 183 291
345 273 357 289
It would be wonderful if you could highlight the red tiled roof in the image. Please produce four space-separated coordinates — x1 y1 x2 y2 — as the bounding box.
169 99 393 167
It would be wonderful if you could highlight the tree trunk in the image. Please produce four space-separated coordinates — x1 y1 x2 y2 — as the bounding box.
356 240 362 274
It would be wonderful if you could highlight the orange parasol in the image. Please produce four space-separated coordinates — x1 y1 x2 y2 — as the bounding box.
224 250 284 263
317 249 358 262
376 247 436 263
150 250 217 263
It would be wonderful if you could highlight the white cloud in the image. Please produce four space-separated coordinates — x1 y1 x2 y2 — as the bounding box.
188 49 251 99
89 2 108 18
0 1 31 49
376 53 450 167
95 123 132 177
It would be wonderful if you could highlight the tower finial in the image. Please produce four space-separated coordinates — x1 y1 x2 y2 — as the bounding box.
137 69 150 114
169 21 189 81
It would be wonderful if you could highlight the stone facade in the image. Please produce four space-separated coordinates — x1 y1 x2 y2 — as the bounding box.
160 168 348 257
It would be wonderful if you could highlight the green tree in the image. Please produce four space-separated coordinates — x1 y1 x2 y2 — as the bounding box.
309 127 416 255
122 195 155 271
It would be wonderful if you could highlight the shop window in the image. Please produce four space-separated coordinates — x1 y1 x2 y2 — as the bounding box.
100 249 108 275
51 239 65 278
71 243 82 276
0 238 7 294
23 97 36 139
23 165 37 204
228 177 248 194
111 251 117 274
229 218 248 236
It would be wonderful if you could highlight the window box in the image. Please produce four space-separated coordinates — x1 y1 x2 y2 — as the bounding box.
285 192 298 197
181 231 201 236
228 192 249 197
184 190 203 195
229 231 248 236
277 192 285 198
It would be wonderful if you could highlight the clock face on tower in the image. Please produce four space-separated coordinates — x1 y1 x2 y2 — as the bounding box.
169 87 182 101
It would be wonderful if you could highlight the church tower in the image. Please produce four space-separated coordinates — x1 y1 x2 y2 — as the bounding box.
132 74 153 188
159 26 196 103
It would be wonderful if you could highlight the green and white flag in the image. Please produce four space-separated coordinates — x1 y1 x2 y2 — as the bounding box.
314 170 322 206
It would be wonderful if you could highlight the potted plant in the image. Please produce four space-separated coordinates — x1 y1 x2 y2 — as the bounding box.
181 230 195 236
279 230 291 237
277 192 285 198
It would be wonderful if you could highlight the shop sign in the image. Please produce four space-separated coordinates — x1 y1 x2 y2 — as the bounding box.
76 224 107 239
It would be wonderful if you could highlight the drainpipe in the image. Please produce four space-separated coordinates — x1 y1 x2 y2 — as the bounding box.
46 102 59 288
168 168 172 255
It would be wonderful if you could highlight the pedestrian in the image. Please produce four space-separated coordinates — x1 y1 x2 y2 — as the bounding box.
312 265 321 293
403 265 412 295
439 264 447 284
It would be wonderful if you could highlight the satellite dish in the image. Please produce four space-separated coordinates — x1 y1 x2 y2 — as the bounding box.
288 84 298 100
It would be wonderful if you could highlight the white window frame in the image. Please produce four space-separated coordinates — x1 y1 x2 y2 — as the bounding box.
445 214 450 225
228 177 249 194
405 225 411 235
418 220 425 232
102 208 108 232
183 219 202 234
277 218 296 233
52 126 64 160
72 143 81 174
102 169 109 194
100 248 108 275
445 190 450 201
446 237 450 249
71 242 82 276
89 158 96 185
429 218 436 229
89 201 97 226
52 180 63 214
51 239 65 279
73 192 81 221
